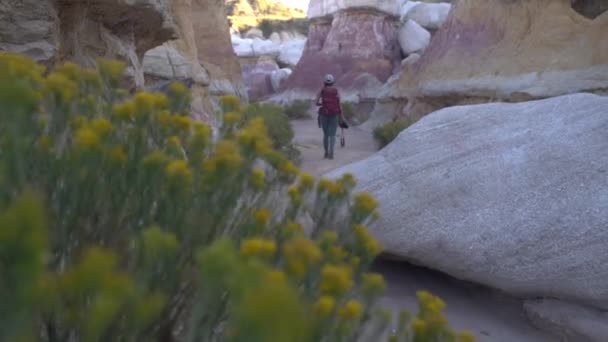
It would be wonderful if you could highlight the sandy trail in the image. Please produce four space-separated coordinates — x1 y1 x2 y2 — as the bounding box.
292 118 553 342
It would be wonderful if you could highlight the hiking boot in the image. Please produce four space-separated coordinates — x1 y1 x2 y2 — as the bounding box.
324 152 328 159
328 153 334 160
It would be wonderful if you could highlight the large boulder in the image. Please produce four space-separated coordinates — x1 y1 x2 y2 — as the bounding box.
277 5 401 101
398 20 431 54
328 93 608 308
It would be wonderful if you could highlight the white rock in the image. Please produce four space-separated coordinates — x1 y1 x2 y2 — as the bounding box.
269 32 282 44
270 68 292 92
328 93 608 309
401 52 420 66
406 3 452 29
279 31 295 42
278 39 306 67
231 35 255 57
252 38 281 56
143 45 209 83
244 27 264 39
307 0 401 19
399 0 420 21
398 19 431 54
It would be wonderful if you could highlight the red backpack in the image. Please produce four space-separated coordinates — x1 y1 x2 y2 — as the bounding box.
319 87 341 116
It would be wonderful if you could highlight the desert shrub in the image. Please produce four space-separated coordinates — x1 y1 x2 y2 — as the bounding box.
0 53 473 342
373 118 417 149
284 99 312 119
342 102 356 121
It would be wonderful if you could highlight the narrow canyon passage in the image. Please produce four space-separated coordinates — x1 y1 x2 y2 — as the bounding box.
292 118 555 341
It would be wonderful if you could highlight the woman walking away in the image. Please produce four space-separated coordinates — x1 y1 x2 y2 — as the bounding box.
316 74 345 160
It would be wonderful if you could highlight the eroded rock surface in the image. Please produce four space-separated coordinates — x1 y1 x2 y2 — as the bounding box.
329 93 608 309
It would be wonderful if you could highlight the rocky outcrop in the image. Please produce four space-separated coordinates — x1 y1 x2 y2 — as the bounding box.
328 93 608 309
0 0 58 65
1 0 175 87
188 0 246 100
277 5 402 102
231 31 305 100
141 0 247 126
394 0 608 119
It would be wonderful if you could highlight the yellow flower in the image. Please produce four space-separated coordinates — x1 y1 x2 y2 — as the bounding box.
339 173 357 188
237 118 273 155
413 319 427 335
338 300 363 321
240 238 277 259
353 224 382 258
74 127 100 149
254 208 271 226
90 118 112 136
320 264 353 296
165 159 192 183
97 58 125 82
112 101 135 120
142 226 179 260
281 221 303 238
204 140 243 171
317 178 333 193
318 231 338 245
314 296 335 317
250 168 265 189
353 192 378 214
167 136 181 147
224 111 242 125
219 95 241 112
158 110 172 126
264 270 287 285
328 246 348 263
56 62 81 81
44 72 77 103
299 172 315 190
133 92 160 115
279 161 299 177
287 186 301 205
142 150 169 169
109 146 127 164
282 237 322 278
168 82 187 97
362 273 386 297
171 115 191 131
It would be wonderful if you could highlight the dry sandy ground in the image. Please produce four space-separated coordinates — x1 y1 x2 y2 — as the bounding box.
292 118 554 342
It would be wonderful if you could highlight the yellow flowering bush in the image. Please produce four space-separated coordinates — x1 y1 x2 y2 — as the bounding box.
0 54 473 342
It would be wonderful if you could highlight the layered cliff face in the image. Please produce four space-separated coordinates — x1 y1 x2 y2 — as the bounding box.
277 1 402 102
0 0 176 88
143 0 247 123
390 0 608 119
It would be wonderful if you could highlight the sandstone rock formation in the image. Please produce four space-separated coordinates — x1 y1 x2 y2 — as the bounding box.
277 2 402 102
1 0 175 87
328 93 608 309
143 0 247 125
391 0 608 120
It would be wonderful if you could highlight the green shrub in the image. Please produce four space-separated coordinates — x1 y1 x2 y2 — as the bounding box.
342 102 356 121
373 118 417 149
284 100 312 120
0 53 473 342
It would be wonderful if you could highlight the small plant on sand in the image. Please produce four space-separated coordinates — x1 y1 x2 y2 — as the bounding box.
284 99 312 120
0 53 473 342
373 118 417 149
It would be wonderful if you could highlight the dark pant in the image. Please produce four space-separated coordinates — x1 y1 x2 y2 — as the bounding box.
320 115 339 157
